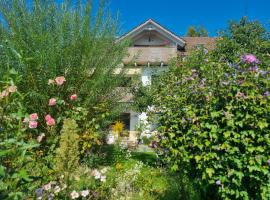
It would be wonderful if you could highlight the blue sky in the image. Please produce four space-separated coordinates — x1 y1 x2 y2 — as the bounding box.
104 0 270 36
4 0 270 37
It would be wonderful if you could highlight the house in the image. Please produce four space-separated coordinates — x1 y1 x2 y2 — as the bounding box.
116 19 216 142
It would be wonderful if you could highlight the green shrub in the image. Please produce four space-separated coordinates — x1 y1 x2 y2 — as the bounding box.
151 19 270 199
0 0 129 128
0 69 39 199
55 119 80 189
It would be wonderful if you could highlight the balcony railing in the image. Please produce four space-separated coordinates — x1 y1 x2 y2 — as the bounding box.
123 47 177 65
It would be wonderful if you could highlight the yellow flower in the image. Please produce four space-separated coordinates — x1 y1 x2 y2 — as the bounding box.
115 163 123 171
112 121 124 134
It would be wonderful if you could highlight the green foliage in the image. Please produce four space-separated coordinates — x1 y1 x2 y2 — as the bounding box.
55 119 80 187
132 84 154 112
101 159 200 200
214 17 270 63
0 69 39 199
83 144 129 168
186 26 208 37
151 18 270 199
0 0 128 123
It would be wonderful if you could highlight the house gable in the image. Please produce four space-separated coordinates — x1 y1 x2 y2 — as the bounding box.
118 19 185 48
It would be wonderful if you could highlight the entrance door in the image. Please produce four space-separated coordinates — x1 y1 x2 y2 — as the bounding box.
119 113 131 131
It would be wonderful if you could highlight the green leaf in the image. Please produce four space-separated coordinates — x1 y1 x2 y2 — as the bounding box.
206 168 215 178
258 121 268 130
223 131 231 138
0 165 5 177
195 155 201 162
18 169 32 182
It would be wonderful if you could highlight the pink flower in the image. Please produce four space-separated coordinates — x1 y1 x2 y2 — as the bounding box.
241 54 259 64
29 113 38 121
29 121 38 129
45 114 52 121
70 94 77 101
55 76 66 86
46 117 56 126
8 86 17 93
48 79 55 85
236 91 247 99
1 90 9 98
49 98 57 106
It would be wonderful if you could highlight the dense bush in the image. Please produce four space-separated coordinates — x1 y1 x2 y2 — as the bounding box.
0 1 129 199
150 19 270 199
0 69 40 199
0 0 128 126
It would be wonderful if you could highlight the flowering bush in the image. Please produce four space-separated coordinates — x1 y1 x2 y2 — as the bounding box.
0 69 40 199
151 20 270 199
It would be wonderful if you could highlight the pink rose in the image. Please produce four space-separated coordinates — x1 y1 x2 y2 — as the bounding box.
55 76 66 86
46 117 56 126
8 86 17 93
29 113 38 121
29 121 38 129
1 90 9 98
70 94 77 101
49 98 57 106
45 114 52 121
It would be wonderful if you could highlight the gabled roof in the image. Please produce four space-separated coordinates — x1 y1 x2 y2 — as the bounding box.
118 19 186 47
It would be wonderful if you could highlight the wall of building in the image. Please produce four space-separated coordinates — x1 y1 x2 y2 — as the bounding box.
133 30 175 47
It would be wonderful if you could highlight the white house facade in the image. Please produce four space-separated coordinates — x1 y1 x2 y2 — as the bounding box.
116 19 216 141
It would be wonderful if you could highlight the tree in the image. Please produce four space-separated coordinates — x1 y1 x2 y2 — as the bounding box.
214 17 270 63
186 26 208 37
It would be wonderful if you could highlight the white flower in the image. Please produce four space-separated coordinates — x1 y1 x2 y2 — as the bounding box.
147 105 155 112
70 190 80 199
37 133 45 143
54 185 61 193
92 169 101 179
43 182 52 191
100 167 108 174
61 184 67 190
23 117 29 123
107 134 115 144
100 175 106 182
95 172 101 179
81 190 89 197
